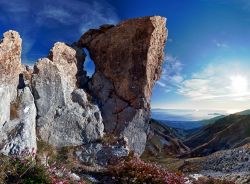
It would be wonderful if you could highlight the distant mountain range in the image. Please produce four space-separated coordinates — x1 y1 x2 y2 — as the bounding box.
184 113 250 156
152 108 227 121
146 109 250 157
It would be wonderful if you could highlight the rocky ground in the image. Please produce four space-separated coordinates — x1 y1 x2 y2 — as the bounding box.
180 144 250 183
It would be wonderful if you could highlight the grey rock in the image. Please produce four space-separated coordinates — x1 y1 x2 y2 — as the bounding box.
0 31 37 156
0 87 11 128
32 43 104 147
39 103 103 147
75 137 129 166
71 89 88 107
0 87 37 155
69 173 81 181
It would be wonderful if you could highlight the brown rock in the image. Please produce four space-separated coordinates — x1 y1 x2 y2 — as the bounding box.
0 30 22 94
78 16 167 154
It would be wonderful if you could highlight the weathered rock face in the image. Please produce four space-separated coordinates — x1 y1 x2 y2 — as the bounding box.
32 43 104 147
0 87 37 155
0 16 167 161
78 16 167 155
0 31 22 127
0 31 36 155
0 31 22 87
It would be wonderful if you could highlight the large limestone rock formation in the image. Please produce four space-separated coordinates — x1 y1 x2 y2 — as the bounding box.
0 16 167 160
32 42 104 147
0 31 22 127
78 16 167 155
0 31 37 155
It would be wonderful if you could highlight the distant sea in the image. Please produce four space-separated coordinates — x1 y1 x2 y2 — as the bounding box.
151 109 228 129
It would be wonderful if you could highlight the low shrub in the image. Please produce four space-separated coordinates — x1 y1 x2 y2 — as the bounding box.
0 148 86 184
108 155 186 184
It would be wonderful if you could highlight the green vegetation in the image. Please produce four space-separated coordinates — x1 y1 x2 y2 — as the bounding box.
0 150 51 184
0 145 86 184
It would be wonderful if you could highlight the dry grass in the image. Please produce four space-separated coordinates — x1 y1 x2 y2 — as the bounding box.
10 102 19 120
100 134 119 145
141 155 185 172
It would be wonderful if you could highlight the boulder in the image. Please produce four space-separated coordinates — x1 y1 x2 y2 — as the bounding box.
32 43 104 147
78 16 167 155
75 137 129 166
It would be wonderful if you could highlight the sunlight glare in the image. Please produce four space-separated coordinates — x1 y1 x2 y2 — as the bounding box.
230 75 248 94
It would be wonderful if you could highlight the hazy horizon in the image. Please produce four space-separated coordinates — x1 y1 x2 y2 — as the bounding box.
151 108 229 121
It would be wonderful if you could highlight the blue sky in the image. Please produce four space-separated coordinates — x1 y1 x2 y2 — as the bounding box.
1 0 250 113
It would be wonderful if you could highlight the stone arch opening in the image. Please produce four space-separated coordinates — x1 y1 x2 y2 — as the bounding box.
83 48 95 78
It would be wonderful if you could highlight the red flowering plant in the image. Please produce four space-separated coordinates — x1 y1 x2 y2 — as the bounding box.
108 155 186 184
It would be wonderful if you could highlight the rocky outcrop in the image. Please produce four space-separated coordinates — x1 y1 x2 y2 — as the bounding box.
0 16 167 162
0 31 22 88
0 31 36 155
78 16 167 155
32 43 104 147
0 31 22 128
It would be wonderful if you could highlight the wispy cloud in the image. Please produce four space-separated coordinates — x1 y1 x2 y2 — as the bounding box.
35 0 119 32
37 5 75 25
178 62 250 101
157 55 250 103
0 0 119 63
0 1 29 13
156 81 167 87
156 53 184 92
213 39 229 48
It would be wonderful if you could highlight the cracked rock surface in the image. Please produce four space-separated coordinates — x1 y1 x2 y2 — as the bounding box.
32 43 104 147
0 16 167 162
78 16 167 155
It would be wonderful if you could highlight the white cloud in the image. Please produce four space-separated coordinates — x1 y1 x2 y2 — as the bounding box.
156 81 167 87
156 53 184 92
37 5 75 25
0 0 119 63
178 62 250 101
156 57 250 111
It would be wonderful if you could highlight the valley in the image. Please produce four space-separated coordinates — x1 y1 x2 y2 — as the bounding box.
145 109 250 183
